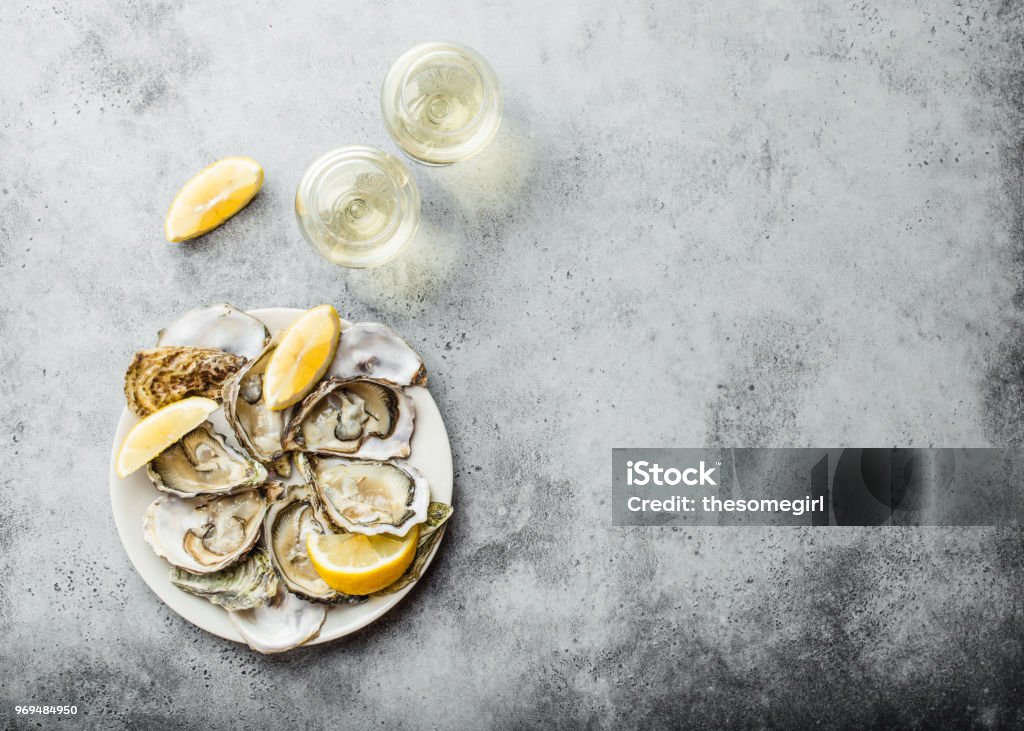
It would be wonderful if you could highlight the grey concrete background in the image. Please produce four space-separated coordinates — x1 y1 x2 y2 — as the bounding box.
1 0 1022 728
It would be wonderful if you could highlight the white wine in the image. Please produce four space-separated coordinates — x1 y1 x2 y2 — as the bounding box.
382 43 502 166
321 171 395 243
295 147 420 268
404 60 483 134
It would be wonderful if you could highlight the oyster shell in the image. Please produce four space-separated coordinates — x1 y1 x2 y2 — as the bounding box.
125 346 245 418
222 339 291 464
169 548 278 611
282 378 414 460
147 421 267 497
228 586 326 654
305 456 429 537
326 322 426 386
143 483 282 574
268 454 293 479
157 303 270 361
263 482 362 604
372 502 454 597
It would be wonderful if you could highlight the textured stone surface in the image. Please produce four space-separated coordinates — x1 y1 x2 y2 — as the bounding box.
2 1 1023 728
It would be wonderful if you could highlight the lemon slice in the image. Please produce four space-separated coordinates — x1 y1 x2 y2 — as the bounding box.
306 525 420 596
263 304 341 411
164 157 264 242
115 396 218 478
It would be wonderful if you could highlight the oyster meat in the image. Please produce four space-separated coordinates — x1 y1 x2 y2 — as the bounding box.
282 378 414 460
305 456 429 537
157 303 270 361
327 322 426 386
125 346 245 417
143 483 282 574
229 586 327 654
147 421 267 497
169 548 279 611
222 339 290 464
263 482 361 604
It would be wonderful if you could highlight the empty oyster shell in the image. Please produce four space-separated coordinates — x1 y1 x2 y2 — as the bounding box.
282 378 414 460
263 482 362 604
222 339 291 464
147 421 267 497
169 548 279 611
326 322 426 386
157 303 269 361
228 586 326 654
143 483 282 574
125 346 245 417
305 455 429 537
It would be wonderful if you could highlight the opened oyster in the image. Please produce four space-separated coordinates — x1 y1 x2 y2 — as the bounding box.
157 303 270 361
143 483 282 573
282 378 414 460
125 346 245 417
147 422 267 497
263 482 361 603
327 322 426 386
229 586 327 654
304 455 429 537
222 339 290 465
169 548 278 610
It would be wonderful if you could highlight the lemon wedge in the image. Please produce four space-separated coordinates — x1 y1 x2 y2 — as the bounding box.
164 157 264 242
115 396 218 478
263 305 341 410
306 525 420 596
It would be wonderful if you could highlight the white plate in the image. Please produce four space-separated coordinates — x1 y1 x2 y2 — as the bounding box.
108 307 453 647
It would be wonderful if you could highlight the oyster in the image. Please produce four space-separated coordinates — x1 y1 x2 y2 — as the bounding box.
229 586 326 654
263 482 361 604
147 421 267 497
282 378 414 460
169 548 278 610
222 339 290 464
305 456 429 537
143 483 282 574
326 322 426 386
125 346 245 417
157 303 270 361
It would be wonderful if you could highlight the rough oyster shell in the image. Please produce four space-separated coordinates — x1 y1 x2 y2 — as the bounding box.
228 586 326 654
262 482 362 604
326 322 426 386
304 455 429 537
169 548 279 611
147 421 267 497
282 378 414 460
157 303 269 361
143 483 282 574
222 339 291 464
372 502 454 597
125 346 245 418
